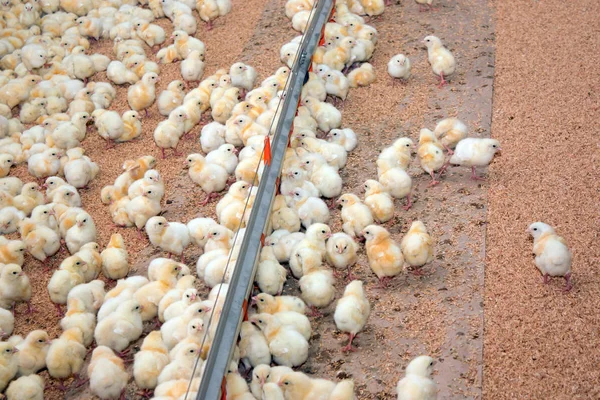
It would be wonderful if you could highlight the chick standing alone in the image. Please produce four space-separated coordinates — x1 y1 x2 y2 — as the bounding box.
397 355 437 400
334 280 370 352
387 54 411 83
449 138 501 180
401 221 434 275
528 222 573 291
423 35 455 88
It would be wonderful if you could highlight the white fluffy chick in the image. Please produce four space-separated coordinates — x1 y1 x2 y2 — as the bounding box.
301 153 342 199
21 44 47 71
0 207 25 234
449 138 501 180
5 374 44 400
181 50 205 86
239 321 271 369
146 216 191 262
327 128 358 152
326 232 359 280
125 187 162 233
363 179 394 223
163 288 198 321
377 158 412 210
46 328 86 388
230 62 257 92
153 108 187 158
338 193 374 238
157 80 185 117
401 221 435 275
92 109 124 148
0 308 14 339
133 331 170 392
101 233 129 280
65 211 96 254
186 153 228 204
396 356 437 400
423 35 456 87
255 246 287 295
288 187 330 229
302 96 342 132
200 121 226 153
63 148 99 189
94 299 144 353
527 222 573 291
187 217 218 249
388 54 411 82
298 260 335 315
334 280 370 352
249 314 308 368
87 346 129 400
433 117 467 152
417 128 446 186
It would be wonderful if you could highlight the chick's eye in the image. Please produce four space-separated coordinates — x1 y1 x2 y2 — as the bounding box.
533 228 537 231
12 271 17 274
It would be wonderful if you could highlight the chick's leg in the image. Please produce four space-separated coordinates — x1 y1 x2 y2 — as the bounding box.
438 73 447 88
542 273 549 284
346 266 357 282
428 171 440 187
341 333 356 352
402 193 412 211
470 166 486 181
54 303 63 317
564 272 573 292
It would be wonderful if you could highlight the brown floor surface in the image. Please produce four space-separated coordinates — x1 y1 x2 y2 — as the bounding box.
484 0 600 398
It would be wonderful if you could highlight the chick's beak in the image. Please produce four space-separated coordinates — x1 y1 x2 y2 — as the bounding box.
251 296 257 305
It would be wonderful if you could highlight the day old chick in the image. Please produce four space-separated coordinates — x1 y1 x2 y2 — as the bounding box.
338 193 374 238
146 216 191 262
449 138 501 180
433 117 467 151
363 179 394 223
397 355 437 400
5 374 44 400
334 280 370 352
15 330 51 376
528 222 573 291
362 225 404 287
87 346 129 400
388 54 411 82
134 331 170 392
423 35 455 87
326 232 359 280
417 128 446 186
101 233 129 279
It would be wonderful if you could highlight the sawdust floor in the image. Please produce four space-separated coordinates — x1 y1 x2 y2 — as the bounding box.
483 0 600 398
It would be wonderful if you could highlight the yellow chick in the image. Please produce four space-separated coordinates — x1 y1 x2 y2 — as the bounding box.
334 280 370 352
256 246 287 296
12 182 43 216
326 232 359 280
133 263 180 322
186 153 228 205
5 374 44 400
146 216 191 262
423 35 456 87
65 211 96 254
298 258 335 316
377 158 412 210
226 371 256 400
338 193 374 238
449 138 501 180
212 87 241 124
362 225 404 287
163 288 198 322
397 355 437 400
94 299 144 353
19 217 60 261
106 60 139 85
289 223 331 278
378 137 414 172
401 221 435 275
528 222 573 291
239 321 271 369
433 117 467 152
48 256 86 315
27 148 61 179
322 37 355 71
157 80 185 116
0 342 19 392
278 371 337 400
127 72 158 117
0 307 14 338
135 20 166 50
0 177 23 196
63 147 99 189
15 330 51 376
120 110 142 142
363 179 394 223
302 96 342 133
181 51 205 87
153 108 187 159
249 314 308 368
125 187 162 234
156 44 180 64
250 365 293 398
87 346 129 400
0 154 13 177
101 233 129 280
134 331 170 393
46 327 87 389
74 242 102 282
67 279 105 314
417 128 446 186
348 62 376 88
252 293 306 315
0 207 25 234
0 264 32 314
60 297 95 347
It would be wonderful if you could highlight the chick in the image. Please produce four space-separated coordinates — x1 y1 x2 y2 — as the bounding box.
362 225 404 287
60 297 96 347
94 299 144 353
301 153 342 199
120 110 142 142
186 153 228 205
302 96 341 132
250 365 293 398
0 207 24 235
65 211 96 254
87 346 129 400
135 20 166 50
163 288 197 321
256 246 287 296
417 128 446 186
92 109 124 148
101 233 129 280
48 256 86 315
19 218 60 262
128 72 158 117
326 232 359 280
125 187 162 234
289 223 331 278
0 342 19 392
63 147 99 189
377 158 412 210
66 280 105 313
206 143 239 174
397 356 437 400
230 62 257 92
161 302 211 349
278 371 337 399
181 50 205 87
401 221 435 275
0 177 23 196
14 330 51 376
12 182 44 216
106 60 139 85
239 321 271 369
46 327 86 389
153 108 187 158
27 148 61 179
252 293 306 315
75 242 102 282
157 343 202 384
5 374 44 400
298 259 335 315
0 264 32 314
347 62 376 88
288 187 330 229
363 179 394 223
449 138 501 180
187 217 218 249
528 222 573 291
200 121 226 153
157 80 185 116
0 308 14 338
423 35 456 87
134 331 170 393
338 193 374 239
172 30 205 59
433 117 467 152
249 314 308 367
388 54 411 83
146 216 191 262
334 280 370 352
